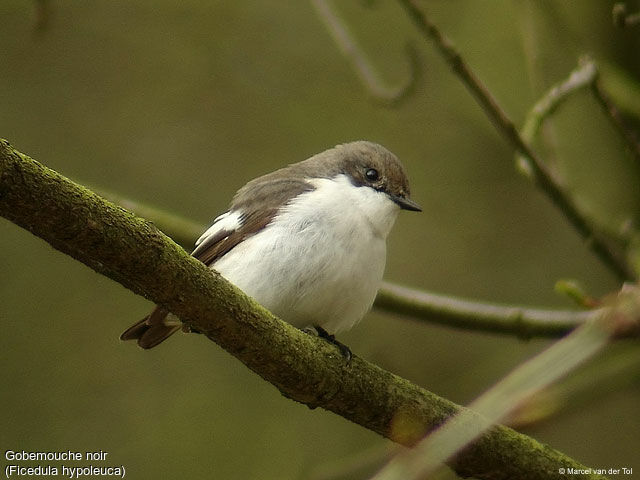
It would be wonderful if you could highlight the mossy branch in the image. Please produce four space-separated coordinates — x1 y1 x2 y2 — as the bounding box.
0 140 605 480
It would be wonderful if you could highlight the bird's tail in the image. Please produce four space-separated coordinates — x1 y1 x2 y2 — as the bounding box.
120 306 182 349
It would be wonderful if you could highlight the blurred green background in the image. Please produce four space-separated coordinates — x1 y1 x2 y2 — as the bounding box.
1 1 639 478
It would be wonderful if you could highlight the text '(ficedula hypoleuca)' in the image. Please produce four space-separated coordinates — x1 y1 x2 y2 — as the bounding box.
121 141 421 356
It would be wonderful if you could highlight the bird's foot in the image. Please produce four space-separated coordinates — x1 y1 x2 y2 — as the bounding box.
311 326 352 364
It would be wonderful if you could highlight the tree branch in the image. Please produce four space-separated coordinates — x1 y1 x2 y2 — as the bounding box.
518 58 599 168
0 140 608 479
397 0 636 282
376 281 595 338
519 57 640 246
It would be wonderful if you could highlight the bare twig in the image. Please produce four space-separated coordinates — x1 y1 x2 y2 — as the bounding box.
591 75 640 170
311 0 419 104
377 282 595 338
518 57 640 249
523 55 640 177
518 59 598 174
397 0 636 282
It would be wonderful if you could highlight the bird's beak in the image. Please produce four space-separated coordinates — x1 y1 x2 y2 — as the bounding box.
392 194 422 212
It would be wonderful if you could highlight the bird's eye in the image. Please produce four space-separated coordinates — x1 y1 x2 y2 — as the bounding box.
365 168 379 181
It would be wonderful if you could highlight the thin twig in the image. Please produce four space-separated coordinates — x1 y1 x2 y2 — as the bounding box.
591 74 640 170
311 0 419 104
397 0 636 282
518 58 598 170
377 282 596 338
518 57 640 248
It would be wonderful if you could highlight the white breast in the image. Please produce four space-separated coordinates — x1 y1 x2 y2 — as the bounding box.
212 174 400 332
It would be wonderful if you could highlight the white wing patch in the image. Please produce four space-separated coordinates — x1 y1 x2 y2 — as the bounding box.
195 211 243 247
191 210 244 260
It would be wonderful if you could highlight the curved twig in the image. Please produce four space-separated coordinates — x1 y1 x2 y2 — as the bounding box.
518 58 598 167
311 0 419 105
518 57 640 248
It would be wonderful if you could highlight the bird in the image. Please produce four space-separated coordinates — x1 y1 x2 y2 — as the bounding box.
120 141 421 357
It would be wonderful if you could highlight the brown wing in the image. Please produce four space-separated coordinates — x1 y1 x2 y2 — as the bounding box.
120 208 279 349
191 176 315 265
191 209 277 266
120 176 315 349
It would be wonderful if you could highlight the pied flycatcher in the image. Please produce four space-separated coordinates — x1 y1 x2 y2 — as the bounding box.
121 141 421 355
